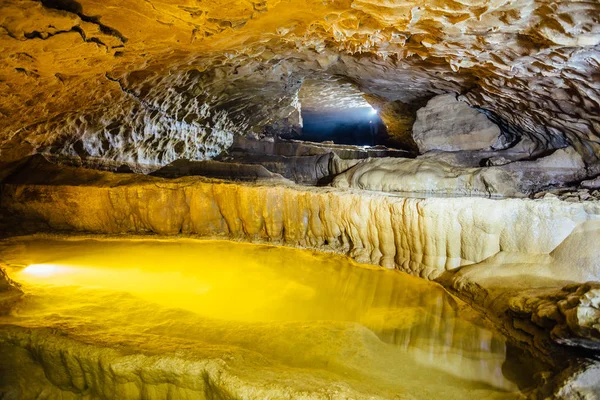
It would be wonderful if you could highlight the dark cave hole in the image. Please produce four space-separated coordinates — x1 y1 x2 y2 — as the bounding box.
298 107 388 146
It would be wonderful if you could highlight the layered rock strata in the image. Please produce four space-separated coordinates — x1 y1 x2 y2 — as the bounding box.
227 136 412 160
219 137 413 184
148 159 293 183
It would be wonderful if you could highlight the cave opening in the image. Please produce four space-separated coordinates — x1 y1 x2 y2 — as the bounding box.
294 78 388 146
300 106 387 146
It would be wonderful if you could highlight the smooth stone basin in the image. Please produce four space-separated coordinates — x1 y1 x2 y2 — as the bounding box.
0 237 538 399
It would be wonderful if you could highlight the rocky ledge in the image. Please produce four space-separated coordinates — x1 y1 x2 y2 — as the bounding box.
1 158 600 394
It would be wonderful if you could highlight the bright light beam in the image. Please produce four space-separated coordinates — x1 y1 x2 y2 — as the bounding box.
368 107 378 115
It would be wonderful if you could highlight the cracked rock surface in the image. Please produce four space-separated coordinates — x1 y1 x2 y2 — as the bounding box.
0 0 599 169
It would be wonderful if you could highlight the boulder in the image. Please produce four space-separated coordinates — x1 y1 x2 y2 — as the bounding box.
412 94 502 153
331 147 587 197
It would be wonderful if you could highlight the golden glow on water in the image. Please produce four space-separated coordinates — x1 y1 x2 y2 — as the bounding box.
22 264 59 276
1 238 530 399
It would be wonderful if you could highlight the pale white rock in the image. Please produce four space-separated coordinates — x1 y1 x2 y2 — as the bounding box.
331 157 520 197
412 94 502 153
531 147 585 170
550 220 600 283
581 176 600 189
553 361 600 400
332 147 586 197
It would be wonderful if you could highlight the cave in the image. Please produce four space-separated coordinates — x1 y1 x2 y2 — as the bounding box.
0 0 599 399
293 78 388 146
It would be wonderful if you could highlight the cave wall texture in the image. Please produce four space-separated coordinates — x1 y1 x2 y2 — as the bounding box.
0 0 599 169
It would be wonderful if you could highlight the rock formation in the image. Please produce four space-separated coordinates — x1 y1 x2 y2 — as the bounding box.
1 0 600 398
363 95 420 153
412 94 503 153
149 159 293 183
1 0 599 166
0 264 22 314
2 159 600 397
331 147 587 197
1 158 598 281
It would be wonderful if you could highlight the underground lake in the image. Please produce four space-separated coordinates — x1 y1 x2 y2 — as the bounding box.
0 237 545 399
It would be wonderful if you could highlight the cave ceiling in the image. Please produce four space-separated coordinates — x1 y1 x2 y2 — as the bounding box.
0 0 598 167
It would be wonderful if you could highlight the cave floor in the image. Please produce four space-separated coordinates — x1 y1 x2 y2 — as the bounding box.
0 236 532 399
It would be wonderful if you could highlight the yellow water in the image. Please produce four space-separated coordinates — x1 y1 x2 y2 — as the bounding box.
0 238 529 399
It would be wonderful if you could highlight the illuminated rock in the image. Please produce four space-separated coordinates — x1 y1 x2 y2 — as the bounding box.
412 94 502 153
2 159 599 282
1 161 600 397
0 0 599 394
331 147 586 196
0 0 598 167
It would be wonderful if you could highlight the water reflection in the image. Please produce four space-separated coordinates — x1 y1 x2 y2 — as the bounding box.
3 238 529 397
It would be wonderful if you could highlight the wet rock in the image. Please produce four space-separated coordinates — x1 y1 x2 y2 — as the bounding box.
507 283 600 351
3 161 600 281
2 160 600 395
0 264 22 315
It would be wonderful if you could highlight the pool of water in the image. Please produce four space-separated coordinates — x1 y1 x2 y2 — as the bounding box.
0 237 534 399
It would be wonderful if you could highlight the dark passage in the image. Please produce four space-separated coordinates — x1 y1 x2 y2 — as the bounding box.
299 107 387 146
